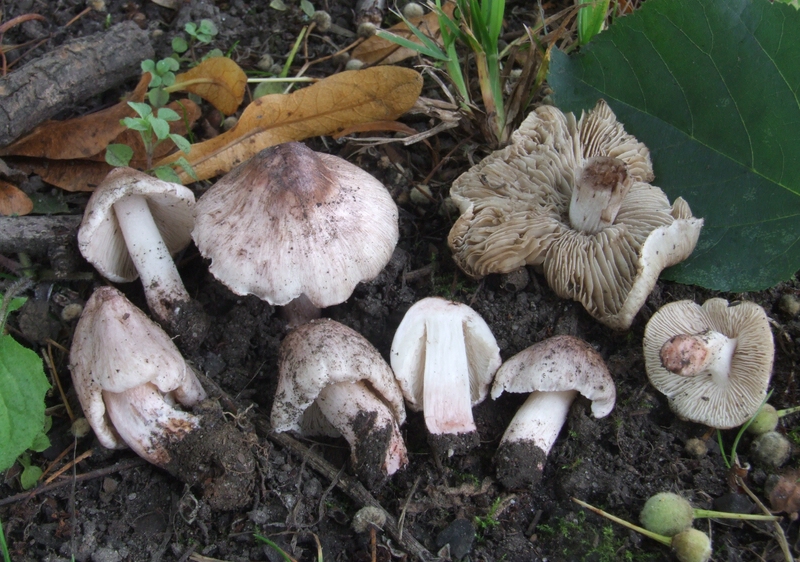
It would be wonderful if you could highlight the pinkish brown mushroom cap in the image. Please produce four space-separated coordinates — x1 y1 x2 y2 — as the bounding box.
192 143 399 316
69 286 206 462
272 318 407 488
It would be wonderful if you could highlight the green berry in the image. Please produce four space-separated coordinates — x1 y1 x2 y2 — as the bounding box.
746 404 779 435
750 430 792 468
671 528 712 562
640 492 694 537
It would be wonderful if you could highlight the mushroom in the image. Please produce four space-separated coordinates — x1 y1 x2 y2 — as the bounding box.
69 286 255 510
390 297 502 457
192 142 399 327
77 167 208 350
490 335 616 488
271 318 408 488
447 100 703 329
643 298 774 429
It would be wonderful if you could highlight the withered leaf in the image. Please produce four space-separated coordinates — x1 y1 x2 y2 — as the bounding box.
170 57 247 116
0 179 33 216
158 66 423 183
352 2 455 66
0 74 150 159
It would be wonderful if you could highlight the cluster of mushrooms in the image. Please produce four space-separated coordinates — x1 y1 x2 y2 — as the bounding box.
68 101 776 514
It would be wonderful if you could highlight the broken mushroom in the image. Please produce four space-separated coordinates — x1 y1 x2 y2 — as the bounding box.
390 297 502 457
271 318 408 488
69 286 254 510
490 335 616 488
643 298 774 429
447 100 703 329
192 142 399 327
77 167 208 350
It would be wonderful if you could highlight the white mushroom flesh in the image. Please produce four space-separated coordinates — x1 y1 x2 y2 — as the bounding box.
390 297 501 437
422 314 476 435
315 381 408 475
500 390 578 454
113 194 190 322
103 383 201 467
569 156 632 234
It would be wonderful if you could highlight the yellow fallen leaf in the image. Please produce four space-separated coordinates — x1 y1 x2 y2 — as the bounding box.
0 179 33 215
158 66 424 183
169 57 247 116
352 3 455 66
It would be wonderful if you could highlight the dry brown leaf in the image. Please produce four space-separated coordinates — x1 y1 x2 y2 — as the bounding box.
158 66 424 183
169 57 247 116
352 3 455 66
0 179 33 215
10 158 113 192
0 74 150 159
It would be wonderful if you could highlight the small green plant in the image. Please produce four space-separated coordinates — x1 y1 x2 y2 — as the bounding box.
717 390 772 469
105 102 195 183
377 0 539 146
254 533 323 562
0 516 10 562
474 496 503 537
172 19 220 62
140 57 180 108
0 280 51 478
576 0 610 46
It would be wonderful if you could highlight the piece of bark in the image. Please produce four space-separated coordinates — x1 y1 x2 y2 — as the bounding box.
0 21 154 147
0 214 82 257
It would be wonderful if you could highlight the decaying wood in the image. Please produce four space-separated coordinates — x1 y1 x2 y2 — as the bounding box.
0 21 154 147
0 214 81 257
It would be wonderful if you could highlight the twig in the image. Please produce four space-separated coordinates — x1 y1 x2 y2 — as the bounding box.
44 449 92 484
257 420 433 561
398 476 421 540
736 475 793 562
0 457 146 507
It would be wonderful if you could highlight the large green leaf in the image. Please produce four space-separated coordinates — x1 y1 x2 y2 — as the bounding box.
0 335 50 472
548 0 800 291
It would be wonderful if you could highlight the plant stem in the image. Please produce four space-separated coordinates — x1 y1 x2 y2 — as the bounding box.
693 509 779 522
572 498 671 547
0 517 10 562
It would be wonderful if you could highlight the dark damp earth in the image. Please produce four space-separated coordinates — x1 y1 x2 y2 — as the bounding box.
2 1 800 561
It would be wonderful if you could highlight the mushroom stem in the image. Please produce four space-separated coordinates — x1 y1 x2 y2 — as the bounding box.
422 315 476 436
281 292 322 329
501 389 578 455
315 381 408 477
659 330 737 381
103 382 201 467
569 156 632 234
113 194 190 326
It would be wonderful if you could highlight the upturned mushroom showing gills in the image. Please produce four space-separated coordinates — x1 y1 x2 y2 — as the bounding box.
192 142 399 328
390 297 502 458
490 335 616 488
271 318 408 489
643 298 774 429
447 100 704 330
69 286 255 510
77 167 208 351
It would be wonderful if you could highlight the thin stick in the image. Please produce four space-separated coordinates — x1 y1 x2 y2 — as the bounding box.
0 458 146 507
260 422 433 561
44 449 92 484
736 476 793 562
44 343 75 421
39 441 76 481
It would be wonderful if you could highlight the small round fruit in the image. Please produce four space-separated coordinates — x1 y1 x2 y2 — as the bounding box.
640 492 694 536
671 528 712 562
746 404 779 435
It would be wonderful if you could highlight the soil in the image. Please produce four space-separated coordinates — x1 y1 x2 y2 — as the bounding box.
2 1 800 561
